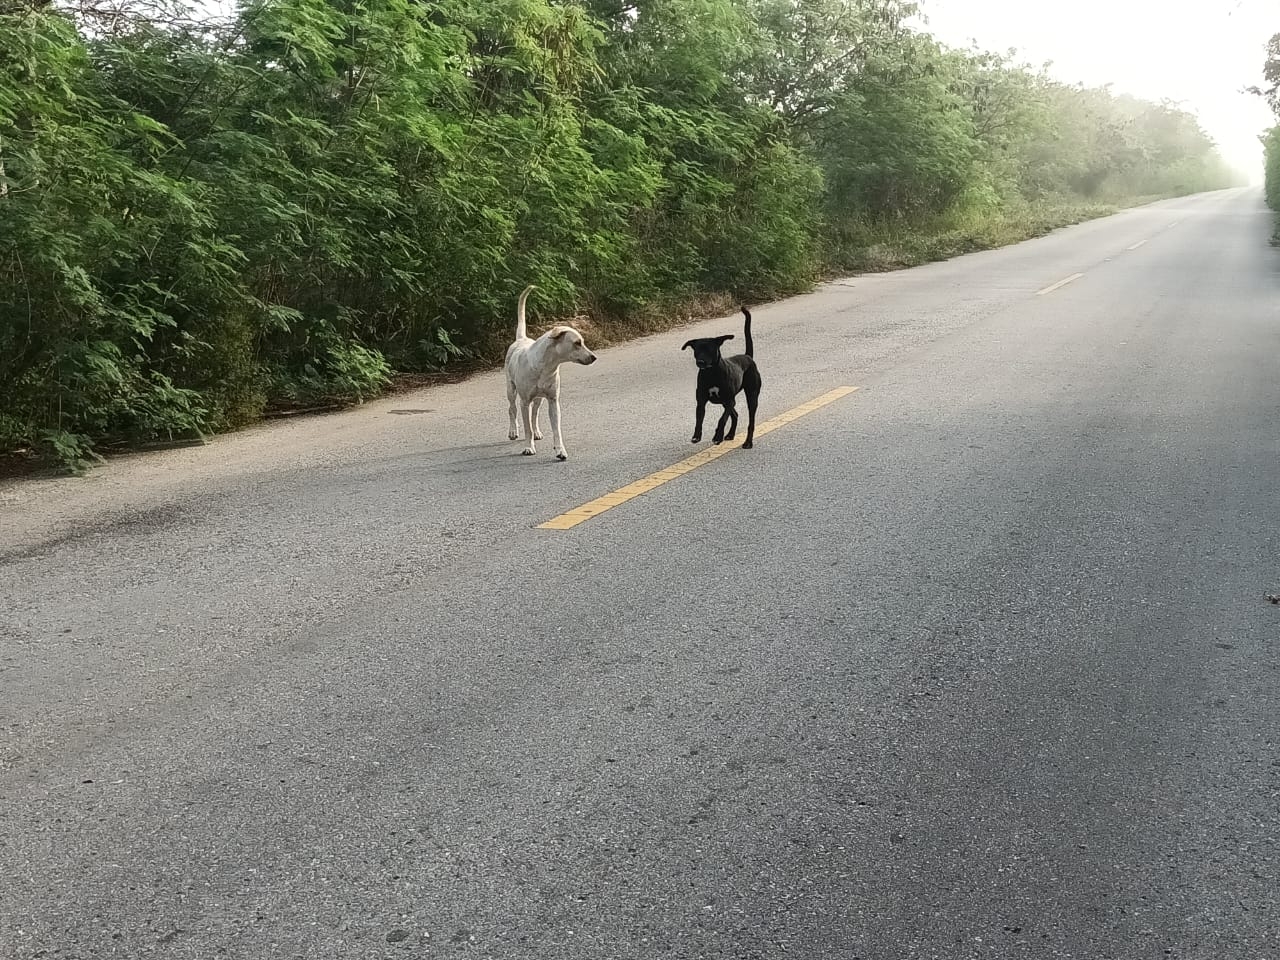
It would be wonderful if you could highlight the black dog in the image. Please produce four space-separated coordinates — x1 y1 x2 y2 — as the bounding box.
681 307 762 448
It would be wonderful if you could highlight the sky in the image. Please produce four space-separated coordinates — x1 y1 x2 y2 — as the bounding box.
916 0 1277 181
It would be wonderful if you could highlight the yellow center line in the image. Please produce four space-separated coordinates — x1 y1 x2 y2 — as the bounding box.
1126 239 1147 251
1036 272 1084 296
537 386 860 530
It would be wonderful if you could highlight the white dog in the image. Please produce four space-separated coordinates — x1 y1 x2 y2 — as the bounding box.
504 284 597 461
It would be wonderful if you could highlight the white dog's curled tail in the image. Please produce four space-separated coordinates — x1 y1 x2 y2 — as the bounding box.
515 284 536 340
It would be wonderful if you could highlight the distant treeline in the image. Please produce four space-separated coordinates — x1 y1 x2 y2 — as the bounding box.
0 0 1244 467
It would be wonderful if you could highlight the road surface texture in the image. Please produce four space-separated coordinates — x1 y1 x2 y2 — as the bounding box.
3 188 1279 959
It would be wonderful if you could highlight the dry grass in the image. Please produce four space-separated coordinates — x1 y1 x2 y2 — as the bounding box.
826 199 1137 275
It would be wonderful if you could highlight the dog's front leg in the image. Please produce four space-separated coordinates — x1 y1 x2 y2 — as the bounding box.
691 397 707 443
507 380 519 440
530 397 545 441
519 399 537 456
722 404 739 442
712 403 735 444
548 396 568 461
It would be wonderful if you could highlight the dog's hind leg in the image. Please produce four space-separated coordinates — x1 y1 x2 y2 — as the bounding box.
519 400 537 456
507 381 520 440
548 396 569 461
530 397 545 440
743 372 760 448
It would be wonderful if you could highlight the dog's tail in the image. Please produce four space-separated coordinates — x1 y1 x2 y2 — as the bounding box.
516 284 536 340
742 307 753 357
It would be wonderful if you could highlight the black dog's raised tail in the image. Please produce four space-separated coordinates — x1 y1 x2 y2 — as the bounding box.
741 307 753 357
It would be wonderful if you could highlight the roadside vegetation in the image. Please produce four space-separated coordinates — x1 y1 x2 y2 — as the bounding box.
0 0 1246 470
1258 33 1280 236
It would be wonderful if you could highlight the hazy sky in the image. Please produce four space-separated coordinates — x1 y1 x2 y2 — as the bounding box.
917 0 1276 181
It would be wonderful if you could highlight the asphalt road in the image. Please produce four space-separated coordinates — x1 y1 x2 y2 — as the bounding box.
3 188 1279 960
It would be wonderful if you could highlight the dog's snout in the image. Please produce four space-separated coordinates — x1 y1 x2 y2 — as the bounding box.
584 353 598 364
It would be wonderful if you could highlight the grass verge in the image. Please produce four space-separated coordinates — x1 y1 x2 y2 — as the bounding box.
824 197 1168 274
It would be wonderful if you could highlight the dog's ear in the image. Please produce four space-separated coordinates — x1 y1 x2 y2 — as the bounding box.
715 334 735 345
681 340 695 350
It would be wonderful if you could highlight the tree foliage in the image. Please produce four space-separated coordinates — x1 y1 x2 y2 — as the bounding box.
1265 127 1280 213
0 0 1243 467
1256 32 1280 116
1258 33 1280 213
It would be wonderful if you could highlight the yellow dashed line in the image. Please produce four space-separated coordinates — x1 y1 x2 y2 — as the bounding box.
1036 272 1084 296
538 386 859 530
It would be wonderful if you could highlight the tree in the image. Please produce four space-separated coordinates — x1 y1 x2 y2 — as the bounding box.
1254 32 1279 115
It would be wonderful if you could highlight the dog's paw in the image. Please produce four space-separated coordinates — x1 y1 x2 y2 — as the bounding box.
690 435 701 444
521 447 536 456
742 440 753 449
508 431 520 441
556 452 568 462
534 432 544 441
